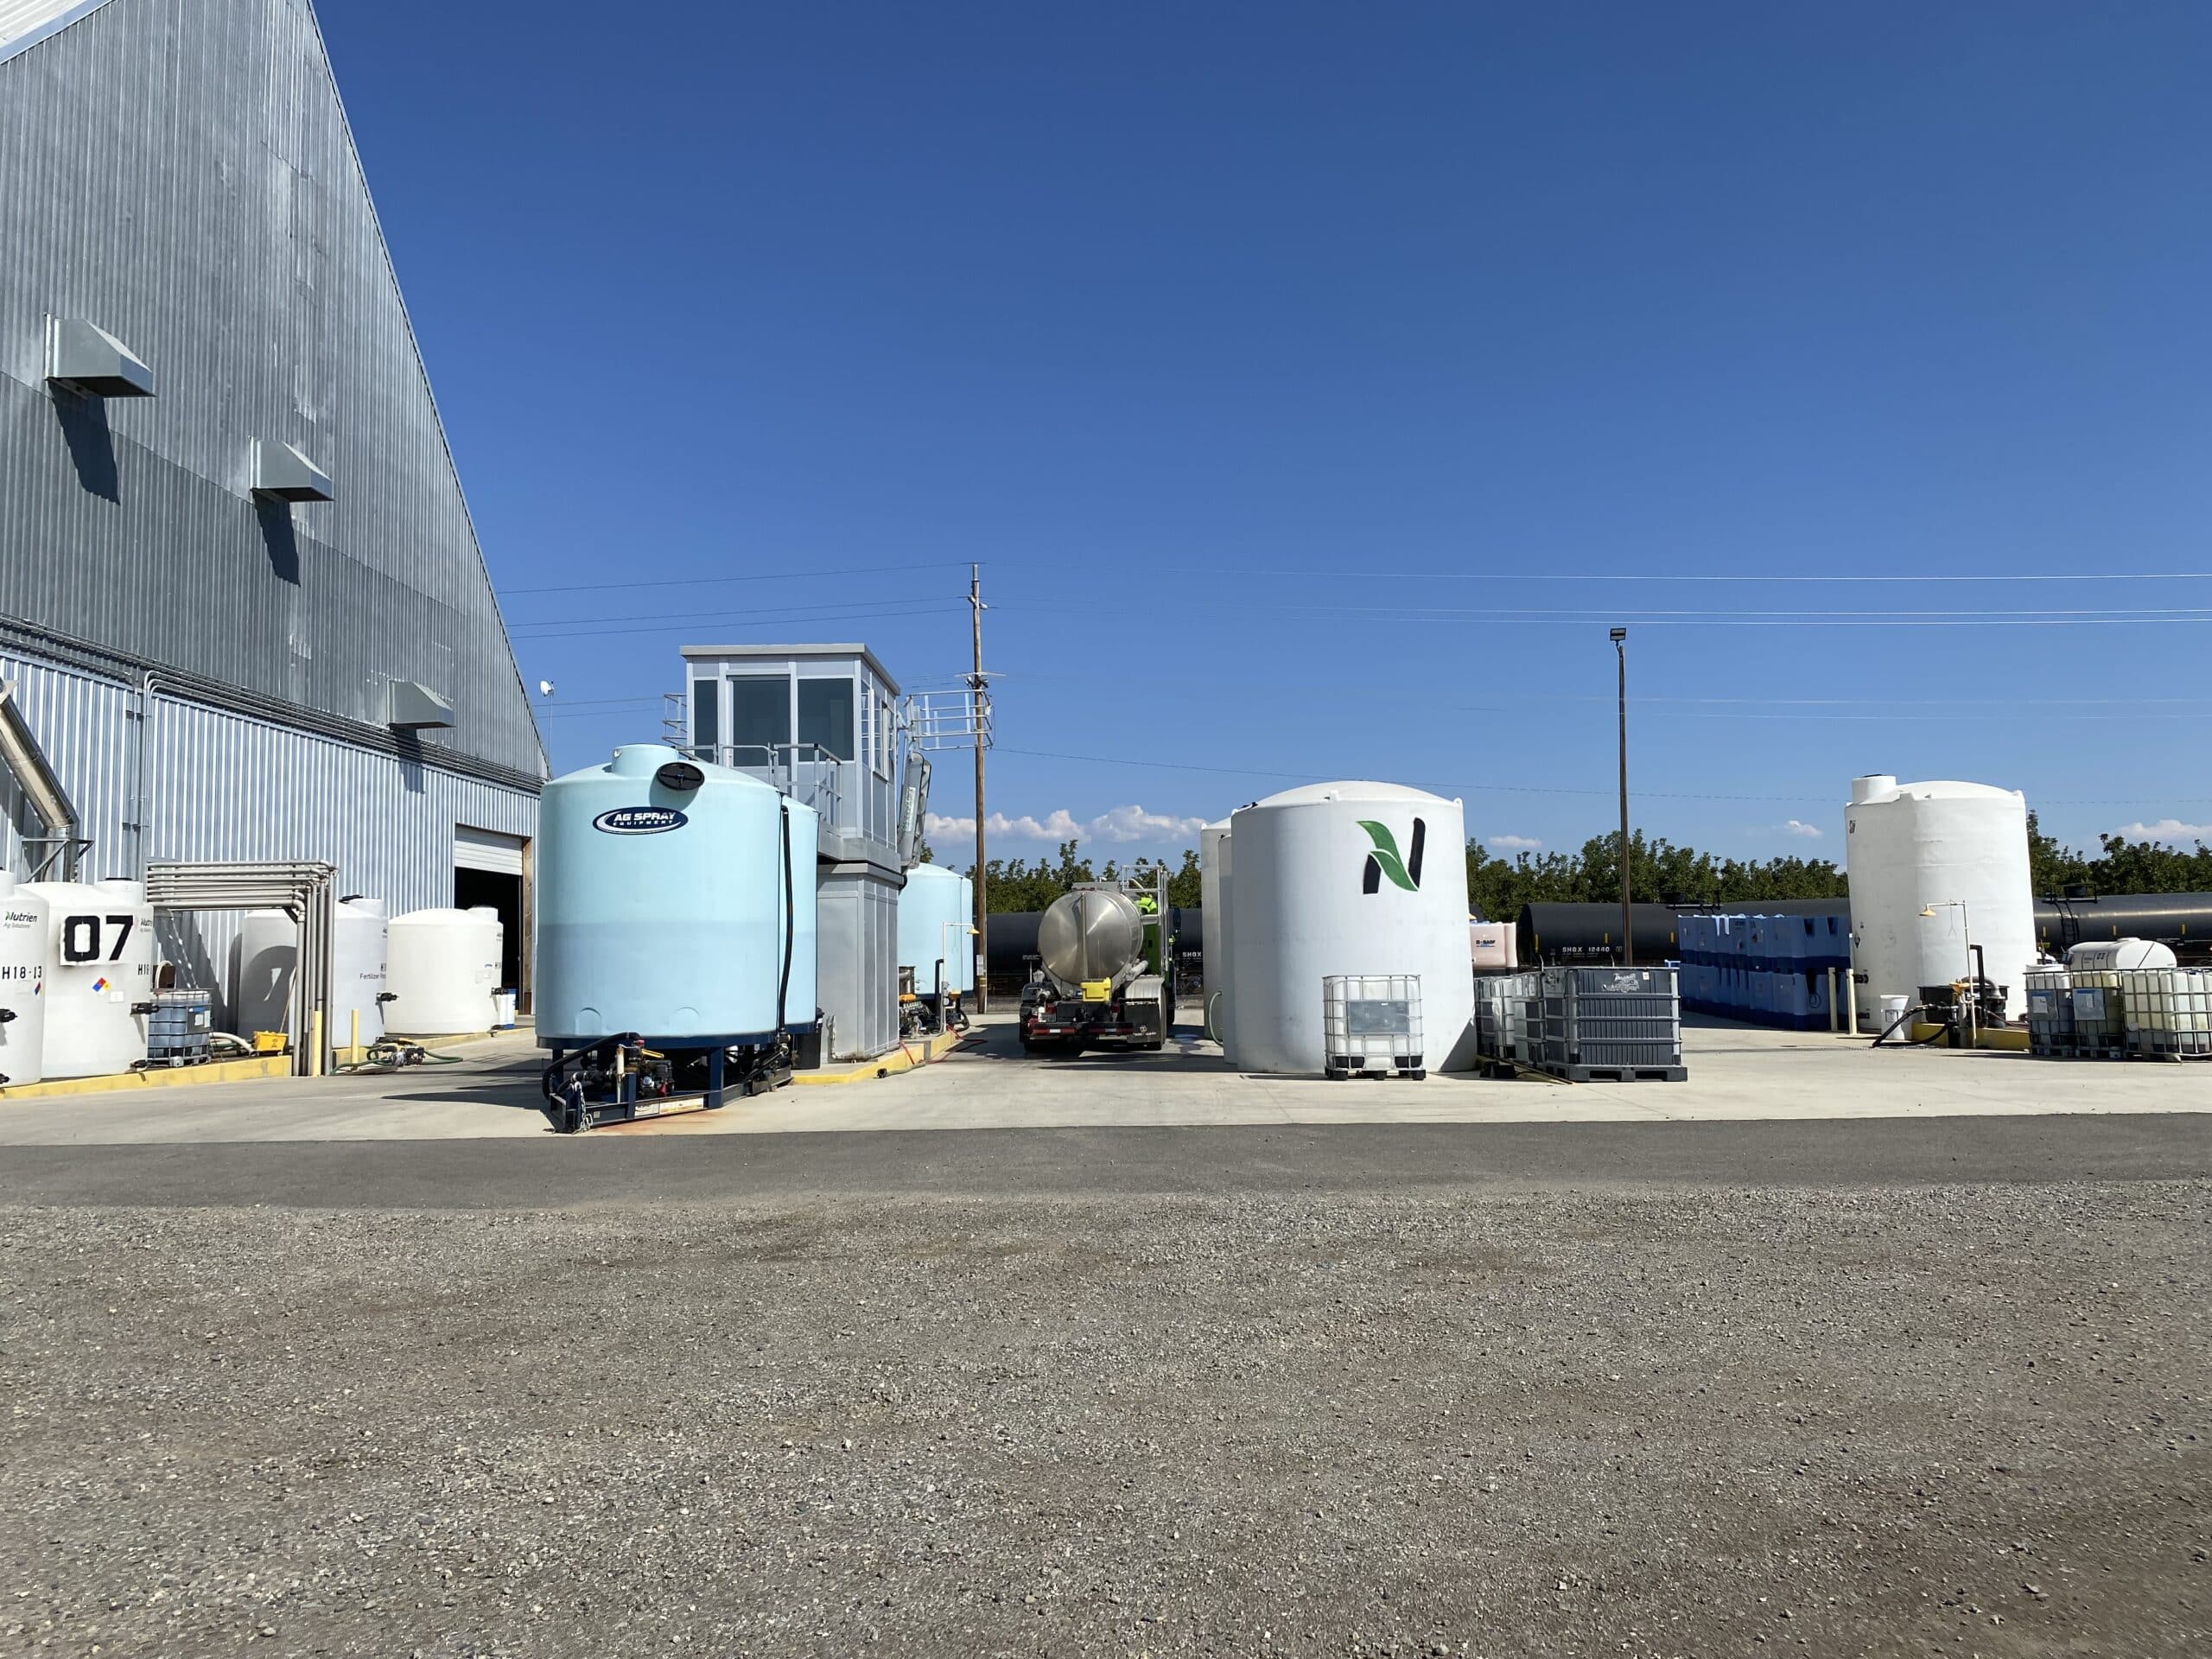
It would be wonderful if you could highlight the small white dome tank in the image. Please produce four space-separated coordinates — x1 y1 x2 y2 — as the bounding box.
2066 938 2177 974
1845 775 2036 1020
0 874 50 1086
236 899 393 1044
1199 819 1230 1018
22 877 154 1077
897 864 974 995
1224 782 1477 1075
385 906 503 1036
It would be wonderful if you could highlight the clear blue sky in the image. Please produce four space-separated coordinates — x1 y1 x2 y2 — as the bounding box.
320 0 2212 865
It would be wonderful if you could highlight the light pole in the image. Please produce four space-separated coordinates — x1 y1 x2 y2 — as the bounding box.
1611 626 1630 967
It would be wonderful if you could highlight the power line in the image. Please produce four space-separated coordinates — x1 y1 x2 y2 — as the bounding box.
501 558 980 599
993 598 2212 627
1172 566 2212 585
512 594 960 632
513 602 970 643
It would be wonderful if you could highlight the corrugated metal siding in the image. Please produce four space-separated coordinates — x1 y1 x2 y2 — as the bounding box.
0 0 543 779
0 645 134 874
0 643 536 1026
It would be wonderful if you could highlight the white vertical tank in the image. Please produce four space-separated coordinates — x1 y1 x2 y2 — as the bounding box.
1201 819 1236 1050
896 864 974 995
235 908 296 1038
1198 820 1230 1000
236 899 391 1045
22 877 154 1077
385 906 503 1036
0 874 49 1086
1224 782 1477 1075
535 745 818 1044
334 899 391 1046
1845 775 2036 1020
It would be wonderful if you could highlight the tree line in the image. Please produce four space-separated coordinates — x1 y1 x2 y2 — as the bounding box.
2028 813 2212 899
954 812 2212 917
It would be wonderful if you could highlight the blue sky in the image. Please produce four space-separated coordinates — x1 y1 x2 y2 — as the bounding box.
320 0 2212 863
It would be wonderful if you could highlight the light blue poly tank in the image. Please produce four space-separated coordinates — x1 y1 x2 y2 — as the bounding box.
897 864 974 995
536 744 818 1045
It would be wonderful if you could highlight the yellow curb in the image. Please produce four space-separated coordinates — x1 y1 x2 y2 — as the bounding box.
1 1054 291 1099
791 1027 967 1086
1905 1022 2031 1051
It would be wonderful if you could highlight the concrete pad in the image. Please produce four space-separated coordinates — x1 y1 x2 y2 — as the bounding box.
1 1011 2209 1145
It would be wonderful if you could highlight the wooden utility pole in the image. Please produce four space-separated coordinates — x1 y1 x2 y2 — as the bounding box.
1612 626 1632 967
969 565 988 1012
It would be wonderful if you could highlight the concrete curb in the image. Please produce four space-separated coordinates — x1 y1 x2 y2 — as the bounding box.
0 1054 290 1099
791 1027 968 1087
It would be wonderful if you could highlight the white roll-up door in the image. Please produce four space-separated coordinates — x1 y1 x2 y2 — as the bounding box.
454 824 526 875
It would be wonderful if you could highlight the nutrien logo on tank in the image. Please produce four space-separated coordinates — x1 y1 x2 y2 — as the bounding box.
1357 818 1426 894
593 807 687 835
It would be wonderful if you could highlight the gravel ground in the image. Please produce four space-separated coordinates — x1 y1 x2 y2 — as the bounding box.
2 1173 2207 1657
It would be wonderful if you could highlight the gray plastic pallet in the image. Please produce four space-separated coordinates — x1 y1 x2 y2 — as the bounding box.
2041 1039 2129 1061
1538 1062 1687 1084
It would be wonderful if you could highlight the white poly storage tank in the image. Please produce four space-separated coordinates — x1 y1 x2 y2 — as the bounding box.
896 864 974 995
0 874 49 1086
235 899 392 1046
1224 782 1478 1075
234 908 296 1039
1845 775 2036 1020
22 878 154 1077
385 906 502 1036
334 899 391 1046
535 745 819 1046
1199 819 1230 1014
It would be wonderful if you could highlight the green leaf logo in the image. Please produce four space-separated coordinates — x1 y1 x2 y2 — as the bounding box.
1358 819 1419 893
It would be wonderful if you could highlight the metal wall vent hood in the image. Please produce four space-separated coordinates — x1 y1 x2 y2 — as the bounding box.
45 317 155 397
251 438 334 502
386 680 454 730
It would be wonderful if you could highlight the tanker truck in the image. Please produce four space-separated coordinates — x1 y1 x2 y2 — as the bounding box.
1019 880 1174 1054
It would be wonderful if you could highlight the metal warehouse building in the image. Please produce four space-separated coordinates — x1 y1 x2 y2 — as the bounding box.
0 0 544 1017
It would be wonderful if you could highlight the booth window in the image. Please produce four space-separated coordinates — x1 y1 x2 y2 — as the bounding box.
798 678 855 761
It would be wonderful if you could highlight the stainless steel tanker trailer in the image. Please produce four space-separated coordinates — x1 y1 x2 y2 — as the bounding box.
1018 879 1175 1054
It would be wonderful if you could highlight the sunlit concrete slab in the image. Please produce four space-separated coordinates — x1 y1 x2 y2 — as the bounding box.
1 1013 2209 1145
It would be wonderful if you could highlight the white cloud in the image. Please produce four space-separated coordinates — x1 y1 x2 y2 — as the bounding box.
1779 820 1825 840
925 805 1207 846
2113 818 2212 846
1487 835 1543 852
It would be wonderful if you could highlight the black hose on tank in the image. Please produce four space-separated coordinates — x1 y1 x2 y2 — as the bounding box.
778 801 795 1033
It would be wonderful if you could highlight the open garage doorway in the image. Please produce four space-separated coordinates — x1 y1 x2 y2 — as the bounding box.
454 825 531 1010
